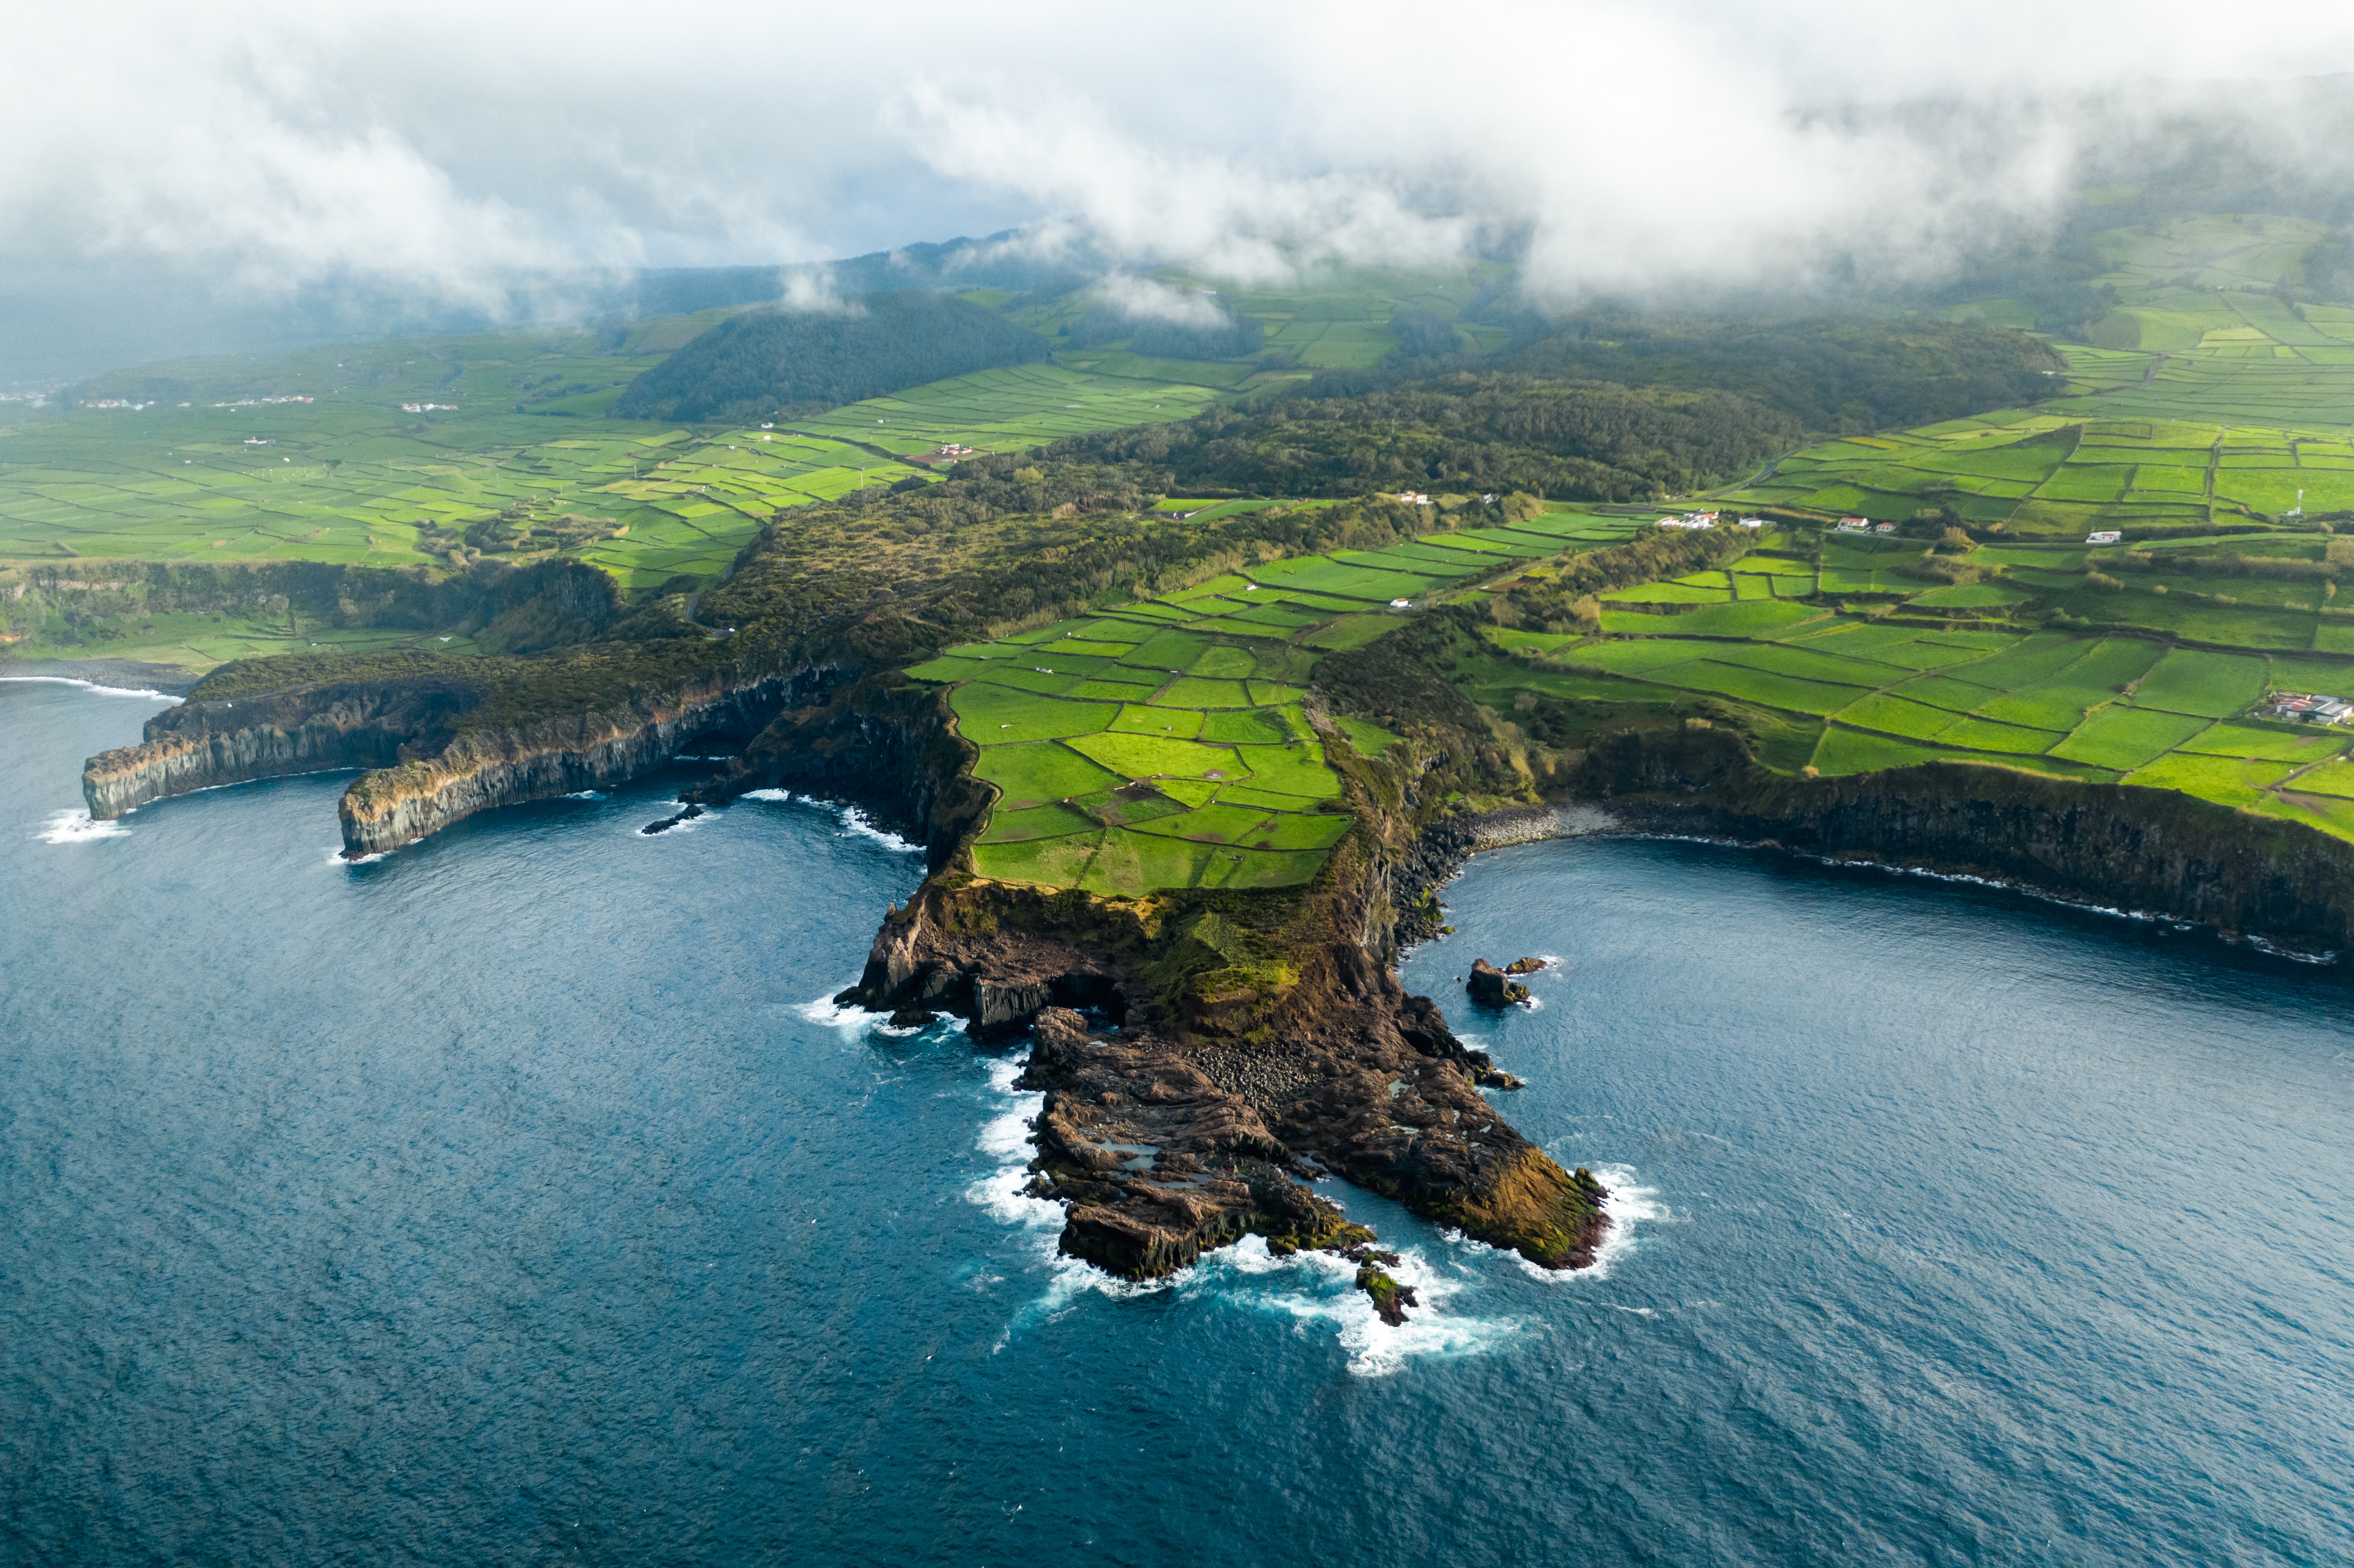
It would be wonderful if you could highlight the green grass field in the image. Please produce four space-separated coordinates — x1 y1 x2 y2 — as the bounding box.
1502 608 2354 825
907 504 1649 893
791 363 1227 457
1722 216 2354 537
0 330 1271 610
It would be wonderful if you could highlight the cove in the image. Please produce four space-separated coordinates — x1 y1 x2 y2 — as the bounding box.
5 680 2351 1566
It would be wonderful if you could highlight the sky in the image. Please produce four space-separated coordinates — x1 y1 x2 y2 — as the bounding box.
9 1 2354 378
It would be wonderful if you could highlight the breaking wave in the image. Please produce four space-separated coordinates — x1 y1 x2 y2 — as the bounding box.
37 809 129 843
838 804 921 853
797 991 878 1033
742 788 920 851
0 675 180 702
966 1050 1515 1374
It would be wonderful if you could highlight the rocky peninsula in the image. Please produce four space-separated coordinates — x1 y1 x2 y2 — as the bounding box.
64 455 2354 1325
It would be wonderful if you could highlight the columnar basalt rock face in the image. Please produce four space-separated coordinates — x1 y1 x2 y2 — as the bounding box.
81 669 792 856
82 679 474 820
335 673 789 856
1586 744 2354 950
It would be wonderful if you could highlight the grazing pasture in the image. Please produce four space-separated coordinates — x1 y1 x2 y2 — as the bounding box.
907 502 1653 892
792 363 1227 456
0 332 1256 613
1497 536 2354 829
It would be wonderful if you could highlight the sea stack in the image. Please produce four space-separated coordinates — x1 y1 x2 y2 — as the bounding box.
1467 958 1531 1007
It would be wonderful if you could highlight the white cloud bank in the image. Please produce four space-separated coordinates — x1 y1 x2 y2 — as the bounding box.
7 0 2354 322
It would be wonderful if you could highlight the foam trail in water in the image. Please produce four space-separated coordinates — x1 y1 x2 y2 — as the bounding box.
0 675 180 702
564 790 605 801
967 1053 1060 1232
742 788 791 802
38 809 129 843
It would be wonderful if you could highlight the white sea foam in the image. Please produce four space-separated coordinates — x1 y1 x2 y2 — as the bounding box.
1205 1236 1518 1377
742 788 919 851
837 804 921 853
1507 1161 1666 1284
564 790 605 801
967 1054 1056 1229
632 800 712 837
2248 934 2337 964
37 809 129 843
797 990 878 1032
0 675 181 702
965 1050 1513 1373
325 844 386 866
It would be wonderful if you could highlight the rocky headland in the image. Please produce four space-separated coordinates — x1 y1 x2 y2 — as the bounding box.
82 662 793 857
64 458 2354 1327
831 872 1613 1289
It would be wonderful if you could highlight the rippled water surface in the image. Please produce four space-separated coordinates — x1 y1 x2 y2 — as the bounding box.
5 679 2352 1565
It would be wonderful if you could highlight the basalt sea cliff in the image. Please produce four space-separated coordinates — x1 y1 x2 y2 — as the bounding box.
60 462 2354 1310
70 613 2354 1300
1571 724 2354 952
83 664 795 857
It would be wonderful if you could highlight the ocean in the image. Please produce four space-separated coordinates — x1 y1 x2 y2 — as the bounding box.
5 678 2350 1565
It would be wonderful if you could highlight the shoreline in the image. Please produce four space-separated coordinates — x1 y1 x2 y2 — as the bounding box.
1436 799 2342 965
1 655 200 697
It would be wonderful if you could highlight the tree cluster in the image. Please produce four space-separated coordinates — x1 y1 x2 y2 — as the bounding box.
1502 313 2066 433
614 292 1049 423
697 454 1438 651
1048 372 1797 502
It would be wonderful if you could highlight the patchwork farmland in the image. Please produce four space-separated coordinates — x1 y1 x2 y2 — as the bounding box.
904 509 1648 894
1484 523 2354 842
1720 414 2354 538
0 342 1247 597
791 363 1227 456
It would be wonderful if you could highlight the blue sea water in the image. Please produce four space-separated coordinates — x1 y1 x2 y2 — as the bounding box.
5 677 2353 1566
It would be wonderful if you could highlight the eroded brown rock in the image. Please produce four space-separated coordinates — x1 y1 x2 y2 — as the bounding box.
842 883 1608 1289
1467 958 1531 1007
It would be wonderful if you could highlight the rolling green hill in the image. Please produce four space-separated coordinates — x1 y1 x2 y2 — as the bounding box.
613 292 1050 423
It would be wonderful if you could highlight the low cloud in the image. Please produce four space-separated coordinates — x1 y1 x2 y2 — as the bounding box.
778 268 862 315
1093 275 1227 327
8 0 2354 367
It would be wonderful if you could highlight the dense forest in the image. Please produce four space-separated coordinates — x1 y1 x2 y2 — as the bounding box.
614 292 1049 423
1383 307 1469 363
1048 372 1799 501
1501 315 2066 433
